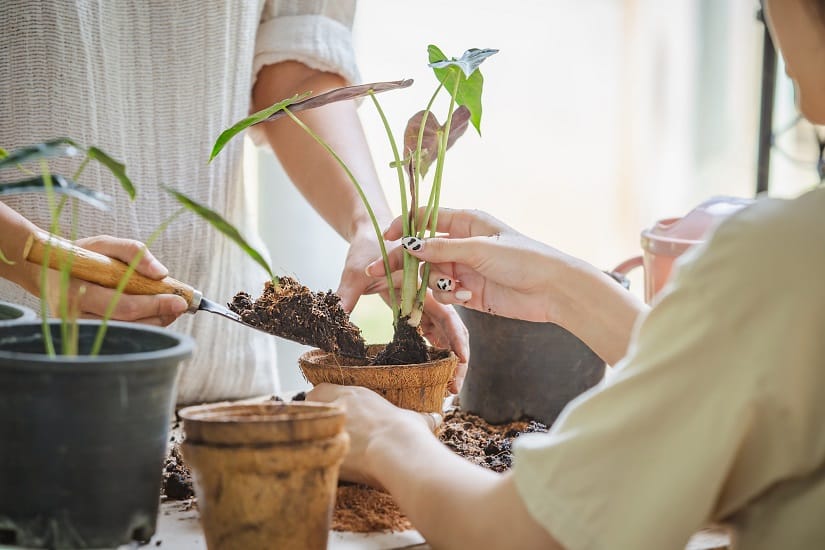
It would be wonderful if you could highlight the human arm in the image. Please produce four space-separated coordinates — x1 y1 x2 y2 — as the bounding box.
370 207 646 365
0 201 187 325
306 383 561 550
251 62 469 371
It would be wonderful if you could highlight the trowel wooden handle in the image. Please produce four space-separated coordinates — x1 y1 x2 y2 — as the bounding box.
24 230 199 310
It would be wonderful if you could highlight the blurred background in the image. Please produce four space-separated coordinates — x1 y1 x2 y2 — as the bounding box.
248 0 824 391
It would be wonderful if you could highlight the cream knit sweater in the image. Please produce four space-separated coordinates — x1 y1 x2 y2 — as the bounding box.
0 0 360 403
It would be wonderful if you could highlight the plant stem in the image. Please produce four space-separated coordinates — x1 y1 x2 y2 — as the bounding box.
414 74 461 314
282 108 398 316
89 208 185 355
38 160 56 357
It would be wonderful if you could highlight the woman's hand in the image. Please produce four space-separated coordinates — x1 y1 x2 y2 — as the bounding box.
368 208 573 324
42 235 188 326
368 208 646 365
337 228 470 392
306 383 436 487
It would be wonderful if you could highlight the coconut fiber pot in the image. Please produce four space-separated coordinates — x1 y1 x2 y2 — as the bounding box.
456 306 605 426
0 321 193 549
299 344 457 413
179 401 349 550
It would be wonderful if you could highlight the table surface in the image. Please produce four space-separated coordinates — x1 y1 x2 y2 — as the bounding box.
146 499 729 550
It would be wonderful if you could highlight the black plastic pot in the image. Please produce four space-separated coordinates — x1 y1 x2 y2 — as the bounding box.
0 320 193 549
0 300 36 326
456 306 606 426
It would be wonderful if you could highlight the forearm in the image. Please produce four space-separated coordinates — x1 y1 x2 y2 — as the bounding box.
551 257 647 365
0 201 41 294
367 422 560 550
252 62 392 242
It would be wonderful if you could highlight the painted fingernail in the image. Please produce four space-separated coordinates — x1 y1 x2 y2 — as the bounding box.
401 236 424 252
436 278 453 291
455 290 472 302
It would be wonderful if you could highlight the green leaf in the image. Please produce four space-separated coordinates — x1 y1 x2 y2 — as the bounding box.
0 138 80 171
163 185 275 281
428 48 499 78
87 147 136 200
0 147 8 159
210 92 311 162
210 80 414 162
403 106 471 177
260 80 413 124
0 175 111 210
427 46 498 134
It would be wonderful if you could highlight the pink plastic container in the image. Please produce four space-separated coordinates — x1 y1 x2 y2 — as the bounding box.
613 196 753 303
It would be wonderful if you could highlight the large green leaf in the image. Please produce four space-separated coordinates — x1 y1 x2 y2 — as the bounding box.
403 105 471 176
427 46 497 134
87 147 135 200
210 80 414 162
0 175 111 210
260 79 413 124
0 147 8 159
163 185 275 281
0 138 80 171
210 92 311 162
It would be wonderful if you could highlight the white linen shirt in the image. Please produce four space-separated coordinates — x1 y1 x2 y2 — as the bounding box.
0 0 360 404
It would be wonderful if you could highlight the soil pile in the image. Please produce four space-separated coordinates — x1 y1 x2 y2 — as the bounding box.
229 276 366 358
437 409 549 473
160 405 550 533
371 316 429 365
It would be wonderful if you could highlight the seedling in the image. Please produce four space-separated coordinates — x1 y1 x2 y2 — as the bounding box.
207 45 497 363
0 139 174 356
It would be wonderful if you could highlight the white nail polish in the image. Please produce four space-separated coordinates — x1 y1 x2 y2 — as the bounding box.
401 236 423 251
436 278 453 291
455 290 472 301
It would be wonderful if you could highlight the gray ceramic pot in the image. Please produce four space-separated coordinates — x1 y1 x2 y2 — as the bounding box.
0 320 193 549
0 300 36 326
456 306 605 426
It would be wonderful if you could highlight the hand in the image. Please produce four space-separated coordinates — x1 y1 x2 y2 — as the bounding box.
338 229 470 392
368 208 573 324
418 292 469 393
306 383 436 487
335 228 387 313
42 235 188 326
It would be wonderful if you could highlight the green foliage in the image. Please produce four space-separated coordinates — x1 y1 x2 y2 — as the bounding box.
0 140 139 356
427 46 498 134
163 185 276 282
207 45 497 329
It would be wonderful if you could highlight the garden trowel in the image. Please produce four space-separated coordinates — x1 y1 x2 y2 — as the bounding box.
23 230 266 332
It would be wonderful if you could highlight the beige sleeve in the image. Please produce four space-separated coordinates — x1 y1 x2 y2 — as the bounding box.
254 0 360 86
511 221 767 549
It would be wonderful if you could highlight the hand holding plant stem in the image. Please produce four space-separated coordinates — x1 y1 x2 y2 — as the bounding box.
205 44 497 363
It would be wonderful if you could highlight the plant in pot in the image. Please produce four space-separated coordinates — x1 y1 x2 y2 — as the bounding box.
0 140 194 549
198 45 497 414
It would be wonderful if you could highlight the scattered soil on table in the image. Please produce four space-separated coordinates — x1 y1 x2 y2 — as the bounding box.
437 409 549 473
161 445 194 501
229 277 366 358
160 405 550 532
371 316 429 366
332 483 413 533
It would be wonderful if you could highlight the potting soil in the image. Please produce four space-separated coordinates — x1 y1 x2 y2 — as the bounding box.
162 406 549 532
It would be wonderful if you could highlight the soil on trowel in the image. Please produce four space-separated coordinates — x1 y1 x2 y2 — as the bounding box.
229 276 366 358
371 315 429 365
